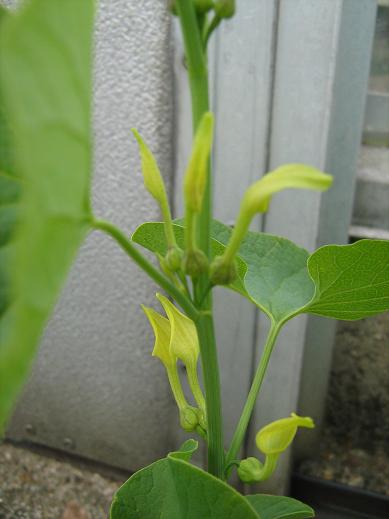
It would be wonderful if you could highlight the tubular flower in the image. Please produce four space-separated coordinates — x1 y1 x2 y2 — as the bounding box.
142 295 206 432
215 164 333 279
256 412 314 455
238 413 314 484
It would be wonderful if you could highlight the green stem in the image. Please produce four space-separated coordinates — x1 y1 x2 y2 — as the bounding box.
167 365 189 410
257 453 279 482
176 0 224 479
195 312 224 478
225 323 281 471
203 14 221 49
222 209 252 265
185 206 196 252
186 363 206 411
92 218 198 321
161 200 177 250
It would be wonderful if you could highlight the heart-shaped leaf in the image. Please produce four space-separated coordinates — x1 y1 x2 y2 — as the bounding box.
132 221 247 295
246 494 314 519
210 220 389 324
208 220 314 324
111 441 260 519
0 0 94 428
305 239 389 320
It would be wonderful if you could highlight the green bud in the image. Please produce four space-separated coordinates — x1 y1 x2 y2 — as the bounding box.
209 255 237 285
194 0 214 13
214 0 235 18
184 112 214 214
132 129 167 206
180 405 200 432
182 249 209 278
165 247 183 273
237 457 263 484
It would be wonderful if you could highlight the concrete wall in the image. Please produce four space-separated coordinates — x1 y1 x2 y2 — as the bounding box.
6 0 178 471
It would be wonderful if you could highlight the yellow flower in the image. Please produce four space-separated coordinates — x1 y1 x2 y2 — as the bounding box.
156 293 199 368
256 413 314 455
142 295 206 421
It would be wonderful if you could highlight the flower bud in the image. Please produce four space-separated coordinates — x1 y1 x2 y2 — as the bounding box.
184 112 214 214
209 255 237 285
214 0 235 18
238 457 263 484
132 129 177 249
165 247 183 273
256 413 314 456
180 405 200 432
132 129 167 207
182 249 209 278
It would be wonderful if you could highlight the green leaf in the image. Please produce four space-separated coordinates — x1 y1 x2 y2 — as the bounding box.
210 221 389 323
168 438 198 461
111 444 260 519
208 220 314 324
246 494 314 519
0 0 95 428
305 239 389 320
131 221 247 295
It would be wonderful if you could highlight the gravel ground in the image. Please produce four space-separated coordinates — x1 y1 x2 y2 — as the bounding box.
0 442 125 519
298 312 389 496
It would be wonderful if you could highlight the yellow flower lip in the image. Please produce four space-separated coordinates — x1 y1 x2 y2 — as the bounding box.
141 305 173 368
156 293 199 368
256 412 314 455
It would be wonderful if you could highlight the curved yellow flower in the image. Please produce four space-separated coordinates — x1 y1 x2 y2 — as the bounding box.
238 413 314 484
256 412 314 455
142 295 206 430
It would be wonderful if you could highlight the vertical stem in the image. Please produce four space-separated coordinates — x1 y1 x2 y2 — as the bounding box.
176 0 224 479
225 323 281 471
195 313 224 479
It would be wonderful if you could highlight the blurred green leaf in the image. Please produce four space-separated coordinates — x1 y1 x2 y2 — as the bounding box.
0 0 95 428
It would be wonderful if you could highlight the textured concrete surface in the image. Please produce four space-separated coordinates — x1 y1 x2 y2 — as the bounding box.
6 0 178 471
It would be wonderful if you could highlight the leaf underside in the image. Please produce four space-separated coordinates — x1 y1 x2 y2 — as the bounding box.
0 0 94 428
